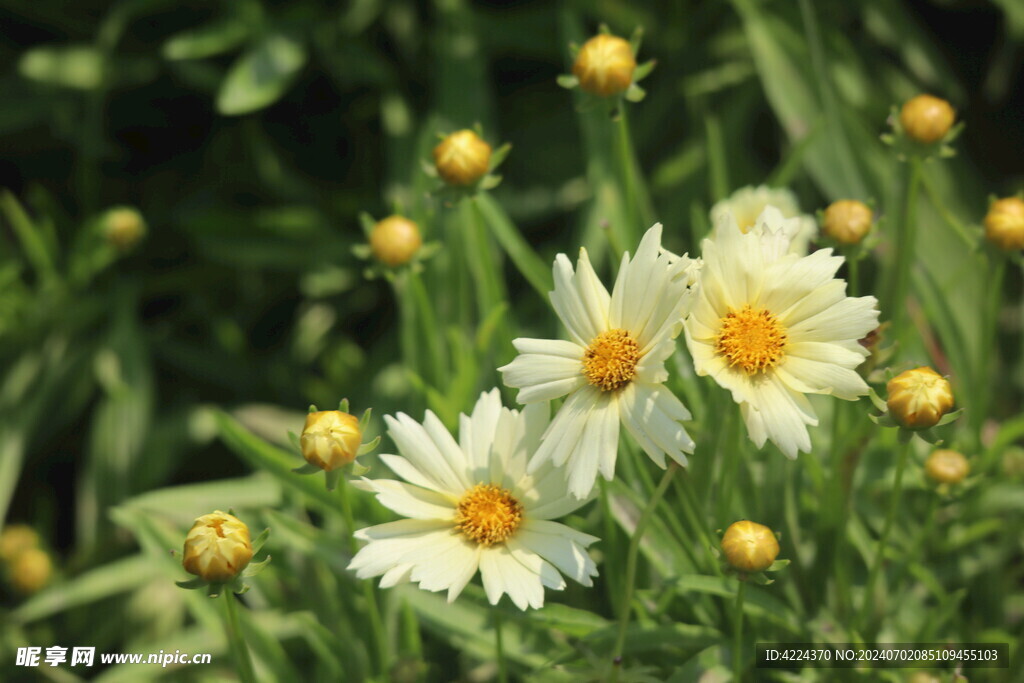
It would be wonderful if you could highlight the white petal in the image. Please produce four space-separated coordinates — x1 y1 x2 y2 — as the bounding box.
786 295 879 343
739 377 816 458
759 249 843 316
479 545 546 610
379 563 413 588
550 251 609 346
459 389 503 478
349 523 453 578
385 413 468 494
506 538 566 591
619 383 694 467
378 454 450 494
352 478 455 520
515 522 599 586
499 346 586 404
511 338 586 358
776 356 869 400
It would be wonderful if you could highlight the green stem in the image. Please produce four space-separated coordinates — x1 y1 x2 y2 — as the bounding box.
339 478 390 676
733 580 747 682
675 471 722 575
848 254 860 297
609 465 678 678
919 172 977 249
977 257 1006 439
598 479 623 615
464 198 514 358
614 107 648 241
406 269 447 386
222 591 257 683
890 158 923 349
858 436 912 632
494 609 508 683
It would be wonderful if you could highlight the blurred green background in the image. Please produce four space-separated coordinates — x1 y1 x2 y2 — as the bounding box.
1 0 1022 679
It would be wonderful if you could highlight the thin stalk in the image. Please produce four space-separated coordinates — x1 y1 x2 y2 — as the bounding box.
464 198 514 359
848 254 860 298
494 609 508 683
222 591 257 683
890 158 923 348
406 269 447 386
919 173 977 249
977 257 1006 439
339 478 390 675
675 471 722 575
598 479 623 616
733 580 747 682
614 107 650 240
608 465 678 680
858 437 912 632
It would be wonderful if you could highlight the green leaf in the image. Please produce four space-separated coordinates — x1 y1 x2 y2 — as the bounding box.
12 555 154 623
217 34 307 116
474 193 552 301
671 575 801 633
19 44 103 90
163 18 251 60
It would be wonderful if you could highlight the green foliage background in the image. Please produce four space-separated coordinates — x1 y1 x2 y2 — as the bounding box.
0 0 1022 681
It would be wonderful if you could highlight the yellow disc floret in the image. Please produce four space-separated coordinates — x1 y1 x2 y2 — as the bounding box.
716 306 787 374
582 329 640 391
454 484 523 547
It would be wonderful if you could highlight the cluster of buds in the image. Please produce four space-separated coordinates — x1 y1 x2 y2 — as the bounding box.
0 525 53 595
559 26 655 106
177 510 269 596
719 520 786 583
883 94 961 159
292 399 379 490
869 366 961 443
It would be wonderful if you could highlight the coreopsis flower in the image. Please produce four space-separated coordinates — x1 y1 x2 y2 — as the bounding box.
684 207 879 458
572 34 636 97
301 410 362 472
822 200 873 245
900 94 955 144
984 197 1024 251
710 185 818 255
433 129 492 187
924 449 969 485
498 225 697 498
721 520 779 573
348 390 599 610
369 215 422 267
182 511 254 583
886 367 954 430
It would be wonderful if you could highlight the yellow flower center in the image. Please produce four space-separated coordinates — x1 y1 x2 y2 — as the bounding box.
582 329 640 391
716 306 787 374
454 484 523 546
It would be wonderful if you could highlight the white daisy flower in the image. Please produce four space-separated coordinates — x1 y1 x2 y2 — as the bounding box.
710 185 818 255
498 224 698 498
347 389 598 610
684 207 879 458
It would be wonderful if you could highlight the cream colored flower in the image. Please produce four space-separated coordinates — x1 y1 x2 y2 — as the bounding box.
348 390 598 610
685 208 879 458
710 185 818 255
498 225 697 498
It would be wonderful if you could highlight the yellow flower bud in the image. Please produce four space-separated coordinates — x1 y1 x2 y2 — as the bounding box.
300 410 362 471
899 94 955 144
0 524 40 563
721 520 779 573
924 449 969 485
182 511 253 583
984 197 1024 251
8 547 52 594
886 366 954 429
822 200 873 245
433 130 492 187
103 206 147 250
369 215 422 267
572 34 636 97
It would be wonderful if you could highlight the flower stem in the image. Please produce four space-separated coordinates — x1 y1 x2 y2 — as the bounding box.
222 591 257 683
339 477 390 676
614 107 651 242
494 609 508 683
858 436 912 632
733 580 747 682
890 157 923 349
609 465 678 679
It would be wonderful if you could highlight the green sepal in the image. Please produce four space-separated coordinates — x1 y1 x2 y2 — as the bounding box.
629 26 643 55
287 430 300 451
175 577 207 590
868 413 898 428
241 555 272 577
307 404 318 414
325 469 342 491
338 398 350 413
633 59 656 82
488 143 512 172
624 84 646 103
358 212 376 235
292 462 322 475
933 408 964 427
765 559 790 572
359 407 373 431
233 582 251 595
207 583 223 598
479 174 502 191
350 461 370 476
251 527 271 555
556 74 579 89
357 435 380 455
868 386 888 413
352 244 372 260
750 573 775 586
420 158 438 177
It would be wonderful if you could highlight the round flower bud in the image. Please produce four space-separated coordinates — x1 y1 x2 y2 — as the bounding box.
433 130 492 187
984 197 1024 251
182 511 253 583
899 94 955 144
103 206 147 250
572 34 636 97
924 449 969 485
822 200 873 245
886 366 954 430
8 547 52 594
0 524 40 563
369 215 422 267
300 410 362 472
721 520 779 573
